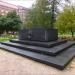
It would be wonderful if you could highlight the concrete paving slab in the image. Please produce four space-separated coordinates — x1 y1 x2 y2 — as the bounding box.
1 41 75 56
0 44 75 70
10 39 67 48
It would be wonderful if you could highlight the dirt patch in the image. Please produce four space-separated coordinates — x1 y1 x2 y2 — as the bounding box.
0 49 75 75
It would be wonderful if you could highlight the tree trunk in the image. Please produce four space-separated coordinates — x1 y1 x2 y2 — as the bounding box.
71 28 74 38
51 0 56 28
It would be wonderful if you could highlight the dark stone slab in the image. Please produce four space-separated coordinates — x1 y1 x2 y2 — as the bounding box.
19 29 32 40
1 41 75 56
31 28 58 42
0 44 75 70
10 39 67 48
19 28 58 42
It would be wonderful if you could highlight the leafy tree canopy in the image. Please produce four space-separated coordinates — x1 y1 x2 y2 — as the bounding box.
25 0 70 29
55 6 75 37
6 11 22 31
0 10 22 34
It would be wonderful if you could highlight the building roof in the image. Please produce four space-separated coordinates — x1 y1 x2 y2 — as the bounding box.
0 0 18 9
0 0 29 10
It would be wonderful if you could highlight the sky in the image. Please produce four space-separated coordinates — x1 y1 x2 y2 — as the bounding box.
1 0 75 8
2 0 36 8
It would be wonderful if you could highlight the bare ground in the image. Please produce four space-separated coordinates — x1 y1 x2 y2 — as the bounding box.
0 49 75 75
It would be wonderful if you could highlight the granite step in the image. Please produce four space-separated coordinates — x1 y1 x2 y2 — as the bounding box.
10 39 67 48
0 44 75 70
1 41 75 56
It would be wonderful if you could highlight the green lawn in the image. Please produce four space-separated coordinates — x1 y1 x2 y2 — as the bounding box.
0 34 18 42
0 34 75 42
0 37 10 42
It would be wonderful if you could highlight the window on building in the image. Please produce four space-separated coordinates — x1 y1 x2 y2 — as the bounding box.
5 11 8 14
2 13 4 15
1 10 4 12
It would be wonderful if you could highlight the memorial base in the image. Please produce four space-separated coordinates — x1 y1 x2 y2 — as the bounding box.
19 28 58 42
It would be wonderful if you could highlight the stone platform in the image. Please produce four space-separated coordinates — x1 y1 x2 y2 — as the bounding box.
0 39 75 70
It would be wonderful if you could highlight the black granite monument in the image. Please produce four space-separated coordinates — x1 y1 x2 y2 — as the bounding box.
0 0 75 70
0 26 75 70
19 28 58 42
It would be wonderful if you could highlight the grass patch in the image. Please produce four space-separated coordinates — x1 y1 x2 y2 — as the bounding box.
0 34 18 42
0 37 10 42
0 33 75 42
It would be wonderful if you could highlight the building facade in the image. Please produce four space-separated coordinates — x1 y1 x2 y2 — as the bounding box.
0 1 29 22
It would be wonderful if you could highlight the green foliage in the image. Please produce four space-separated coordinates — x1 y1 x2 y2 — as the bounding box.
55 6 75 37
0 11 22 34
6 11 22 31
24 0 70 29
25 0 52 29
0 15 7 34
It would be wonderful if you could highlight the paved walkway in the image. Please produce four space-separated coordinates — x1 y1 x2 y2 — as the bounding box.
0 49 75 75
